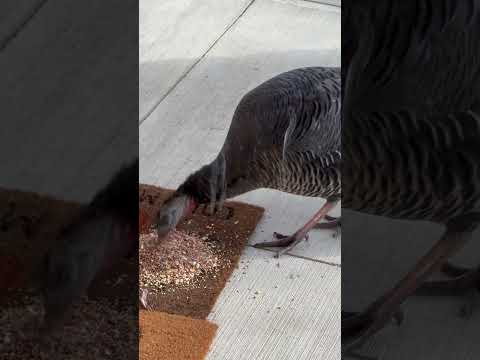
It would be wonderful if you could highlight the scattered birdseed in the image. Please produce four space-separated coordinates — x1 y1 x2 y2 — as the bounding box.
139 229 221 294
139 186 265 317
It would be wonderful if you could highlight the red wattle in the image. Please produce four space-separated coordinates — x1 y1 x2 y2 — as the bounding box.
184 197 198 217
139 208 151 233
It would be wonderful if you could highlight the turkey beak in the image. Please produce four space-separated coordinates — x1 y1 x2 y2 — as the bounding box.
156 212 175 238
156 196 187 238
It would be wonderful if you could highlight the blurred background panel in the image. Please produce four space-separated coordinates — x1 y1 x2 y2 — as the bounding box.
0 0 138 203
342 1 480 358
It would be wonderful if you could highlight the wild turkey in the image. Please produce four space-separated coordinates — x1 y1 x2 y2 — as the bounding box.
155 67 341 258
41 159 138 335
342 0 480 350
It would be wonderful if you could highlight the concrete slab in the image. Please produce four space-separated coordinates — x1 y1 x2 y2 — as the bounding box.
235 190 341 265
140 0 340 187
207 247 340 360
139 0 254 122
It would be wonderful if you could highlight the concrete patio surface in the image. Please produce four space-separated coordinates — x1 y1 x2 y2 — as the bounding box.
140 0 341 359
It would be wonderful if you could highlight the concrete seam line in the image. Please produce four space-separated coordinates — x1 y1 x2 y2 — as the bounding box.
300 0 341 8
139 0 258 126
247 244 341 268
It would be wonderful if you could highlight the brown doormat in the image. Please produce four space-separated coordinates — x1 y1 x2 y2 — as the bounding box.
140 310 217 360
139 184 264 319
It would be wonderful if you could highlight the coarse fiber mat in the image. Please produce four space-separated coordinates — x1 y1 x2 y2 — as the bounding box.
139 184 265 318
140 310 218 360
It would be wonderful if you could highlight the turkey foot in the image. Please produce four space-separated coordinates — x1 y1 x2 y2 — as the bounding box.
253 231 309 258
197 204 234 220
342 308 403 341
314 215 341 229
343 217 476 351
416 265 480 296
343 303 405 353
415 264 480 317
440 262 472 277
342 310 403 360
253 199 338 258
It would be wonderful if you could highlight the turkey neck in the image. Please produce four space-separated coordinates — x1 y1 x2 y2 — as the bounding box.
176 154 228 205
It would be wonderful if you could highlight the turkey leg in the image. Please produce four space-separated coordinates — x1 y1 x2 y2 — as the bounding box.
314 214 341 229
414 262 480 317
253 199 338 258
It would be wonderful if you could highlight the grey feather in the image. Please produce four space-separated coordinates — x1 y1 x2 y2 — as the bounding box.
177 67 341 204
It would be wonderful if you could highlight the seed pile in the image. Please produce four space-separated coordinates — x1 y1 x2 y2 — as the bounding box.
0 295 137 360
138 185 265 317
139 229 220 293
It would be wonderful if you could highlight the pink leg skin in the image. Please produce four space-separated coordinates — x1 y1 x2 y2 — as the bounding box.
253 200 339 258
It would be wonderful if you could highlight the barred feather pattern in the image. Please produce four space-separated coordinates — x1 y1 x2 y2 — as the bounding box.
342 0 480 226
343 110 480 222
253 149 341 199
177 67 341 204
